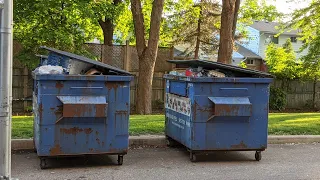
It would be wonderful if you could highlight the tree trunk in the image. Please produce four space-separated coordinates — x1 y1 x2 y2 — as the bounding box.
218 0 237 64
99 19 114 46
130 0 164 114
98 0 122 46
136 50 156 114
194 12 201 59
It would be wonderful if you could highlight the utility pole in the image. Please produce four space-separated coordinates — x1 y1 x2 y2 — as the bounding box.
0 0 13 179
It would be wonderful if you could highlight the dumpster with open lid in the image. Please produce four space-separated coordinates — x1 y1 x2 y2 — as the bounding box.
164 60 273 162
33 47 133 169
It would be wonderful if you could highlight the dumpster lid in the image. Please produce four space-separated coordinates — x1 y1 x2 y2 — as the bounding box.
167 59 273 78
40 46 132 76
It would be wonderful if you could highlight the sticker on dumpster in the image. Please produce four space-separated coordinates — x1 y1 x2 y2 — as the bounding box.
165 93 191 116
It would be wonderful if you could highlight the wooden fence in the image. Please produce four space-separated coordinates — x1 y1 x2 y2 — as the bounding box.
12 43 173 113
272 79 320 109
12 41 320 113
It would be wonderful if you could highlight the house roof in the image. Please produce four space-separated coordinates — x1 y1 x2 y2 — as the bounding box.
235 44 262 59
250 21 300 36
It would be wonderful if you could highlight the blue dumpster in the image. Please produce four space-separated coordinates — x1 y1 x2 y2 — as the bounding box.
33 47 133 169
164 60 273 162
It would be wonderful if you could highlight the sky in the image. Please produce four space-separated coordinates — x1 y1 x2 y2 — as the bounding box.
267 0 311 14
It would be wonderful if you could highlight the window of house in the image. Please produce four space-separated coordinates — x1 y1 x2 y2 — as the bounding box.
246 59 254 65
272 36 279 44
290 37 297 43
265 35 279 44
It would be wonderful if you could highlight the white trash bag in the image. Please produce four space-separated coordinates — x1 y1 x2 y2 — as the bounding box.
34 65 64 75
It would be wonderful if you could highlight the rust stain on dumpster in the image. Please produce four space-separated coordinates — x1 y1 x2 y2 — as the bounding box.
96 138 101 145
55 81 64 89
84 128 93 134
105 82 124 90
63 104 106 118
60 127 83 135
39 103 43 122
231 141 248 149
60 127 93 135
50 144 62 155
95 104 107 117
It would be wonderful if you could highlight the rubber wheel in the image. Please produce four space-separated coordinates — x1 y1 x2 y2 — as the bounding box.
189 152 197 162
40 158 48 169
166 138 176 147
118 155 124 165
255 151 262 161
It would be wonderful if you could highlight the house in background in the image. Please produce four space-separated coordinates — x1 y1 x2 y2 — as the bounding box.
232 43 265 71
241 21 308 59
173 42 266 71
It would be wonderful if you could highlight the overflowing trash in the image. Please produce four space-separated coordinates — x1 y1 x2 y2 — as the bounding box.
167 60 273 78
33 65 64 75
169 67 226 78
33 46 132 76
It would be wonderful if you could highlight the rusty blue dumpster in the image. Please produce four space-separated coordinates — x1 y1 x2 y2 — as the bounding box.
164 60 273 162
33 47 133 169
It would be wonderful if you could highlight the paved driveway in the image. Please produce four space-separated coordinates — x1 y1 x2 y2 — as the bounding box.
12 143 320 180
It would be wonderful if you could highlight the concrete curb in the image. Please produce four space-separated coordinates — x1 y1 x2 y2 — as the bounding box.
11 135 320 151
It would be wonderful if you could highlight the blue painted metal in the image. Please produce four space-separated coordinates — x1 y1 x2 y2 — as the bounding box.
33 74 132 156
33 48 133 158
164 74 273 152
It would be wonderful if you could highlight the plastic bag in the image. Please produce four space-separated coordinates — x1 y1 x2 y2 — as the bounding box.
33 65 64 75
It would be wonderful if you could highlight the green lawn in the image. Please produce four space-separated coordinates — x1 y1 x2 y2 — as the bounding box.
268 113 320 135
12 113 320 139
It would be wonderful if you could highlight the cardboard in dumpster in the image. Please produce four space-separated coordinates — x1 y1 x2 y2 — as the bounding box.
39 46 132 76
167 59 273 78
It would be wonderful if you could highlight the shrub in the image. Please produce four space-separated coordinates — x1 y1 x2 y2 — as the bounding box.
269 87 287 111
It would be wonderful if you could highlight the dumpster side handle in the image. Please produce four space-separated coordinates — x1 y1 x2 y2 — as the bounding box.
208 97 252 118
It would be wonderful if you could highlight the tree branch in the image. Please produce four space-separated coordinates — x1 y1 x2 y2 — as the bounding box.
147 0 165 52
232 0 240 38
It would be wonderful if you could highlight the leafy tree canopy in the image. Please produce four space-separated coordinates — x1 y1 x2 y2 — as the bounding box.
287 0 320 80
265 38 302 80
239 0 284 24
13 0 127 69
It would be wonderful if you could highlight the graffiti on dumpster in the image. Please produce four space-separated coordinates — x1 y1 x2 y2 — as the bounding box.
165 93 191 116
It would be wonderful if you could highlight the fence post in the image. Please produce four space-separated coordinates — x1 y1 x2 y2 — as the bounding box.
100 44 103 62
124 40 131 71
23 67 28 111
170 46 175 70
313 78 317 109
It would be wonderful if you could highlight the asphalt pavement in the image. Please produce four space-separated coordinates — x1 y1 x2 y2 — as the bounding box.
12 143 320 180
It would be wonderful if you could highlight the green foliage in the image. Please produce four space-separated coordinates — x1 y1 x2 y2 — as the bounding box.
239 61 247 68
265 39 302 79
13 0 105 68
167 0 221 56
269 87 287 111
239 0 284 24
287 1 320 80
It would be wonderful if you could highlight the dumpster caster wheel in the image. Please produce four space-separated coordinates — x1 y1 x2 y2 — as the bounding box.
40 158 48 169
255 151 262 161
166 138 176 147
189 152 197 162
118 155 123 165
